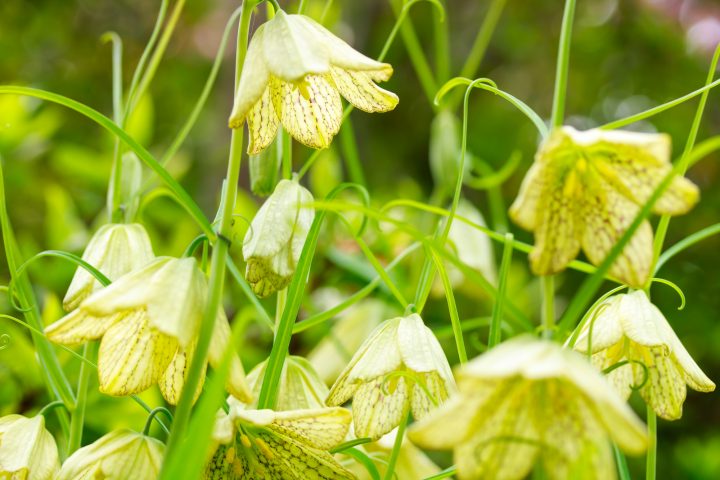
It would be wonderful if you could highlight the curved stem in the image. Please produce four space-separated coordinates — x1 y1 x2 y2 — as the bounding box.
162 1 253 461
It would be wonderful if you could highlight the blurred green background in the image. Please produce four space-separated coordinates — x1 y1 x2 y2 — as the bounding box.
1 0 719 478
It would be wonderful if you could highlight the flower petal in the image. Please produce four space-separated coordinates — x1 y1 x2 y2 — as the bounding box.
580 178 653 288
208 310 253 403
97 311 177 397
352 376 410 440
246 86 280 155
158 343 207 405
269 407 351 450
45 309 119 345
271 76 342 150
230 24 271 129
329 67 398 113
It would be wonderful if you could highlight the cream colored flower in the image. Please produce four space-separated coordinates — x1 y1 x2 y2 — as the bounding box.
243 179 314 298
326 313 455 440
63 223 154 311
0 414 59 480
229 10 398 154
572 290 715 420
510 127 699 288
56 430 163 480
46 257 251 404
204 407 355 479
237 355 329 411
409 337 647 480
307 298 386 385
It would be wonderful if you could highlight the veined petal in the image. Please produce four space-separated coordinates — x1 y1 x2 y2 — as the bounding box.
45 309 120 345
580 178 653 288
230 24 271 128
638 346 687 420
299 15 393 77
261 11 330 82
269 407 351 450
572 296 624 354
352 376 410 440
246 86 280 155
327 318 402 405
97 311 177 397
329 67 398 113
271 76 342 150
158 343 207 405
208 310 252 403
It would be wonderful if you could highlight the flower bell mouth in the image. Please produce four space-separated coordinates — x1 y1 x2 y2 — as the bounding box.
509 126 699 288
228 9 398 154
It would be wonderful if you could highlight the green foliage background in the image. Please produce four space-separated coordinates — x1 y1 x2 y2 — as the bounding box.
1 0 718 478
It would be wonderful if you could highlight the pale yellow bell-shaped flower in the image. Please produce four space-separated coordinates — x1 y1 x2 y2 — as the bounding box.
237 355 329 410
326 313 456 440
409 337 648 480
63 223 154 311
204 406 354 479
56 430 163 480
229 10 398 154
572 290 715 420
344 427 441 480
0 414 59 480
243 179 314 298
46 257 252 404
307 298 386 385
510 126 698 288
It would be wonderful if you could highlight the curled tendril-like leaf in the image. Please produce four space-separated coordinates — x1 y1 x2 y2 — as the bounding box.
602 359 650 391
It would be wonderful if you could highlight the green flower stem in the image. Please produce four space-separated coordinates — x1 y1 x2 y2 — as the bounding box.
383 412 409 480
541 276 555 339
0 160 76 424
646 407 657 480
67 342 98 455
649 44 720 281
550 0 577 128
162 1 253 462
489 233 514 348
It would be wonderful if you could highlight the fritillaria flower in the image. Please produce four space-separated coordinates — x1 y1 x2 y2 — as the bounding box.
229 10 398 154
0 414 59 480
63 223 154 311
409 337 647 480
326 313 455 440
46 257 252 404
56 430 163 480
238 355 329 411
204 407 354 479
509 127 699 288
572 290 715 420
243 179 314 298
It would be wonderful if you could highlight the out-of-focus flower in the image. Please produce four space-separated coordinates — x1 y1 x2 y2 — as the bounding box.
204 406 354 479
447 199 497 284
0 414 59 480
56 430 163 480
509 126 698 288
238 355 329 410
63 223 154 311
409 337 647 480
229 10 398 154
307 298 386 385
46 257 252 404
344 427 441 480
572 290 715 420
326 313 455 440
243 179 314 298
